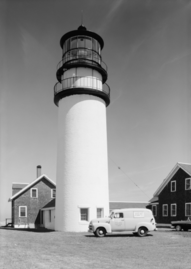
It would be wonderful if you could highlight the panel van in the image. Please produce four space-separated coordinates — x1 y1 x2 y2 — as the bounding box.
88 208 157 237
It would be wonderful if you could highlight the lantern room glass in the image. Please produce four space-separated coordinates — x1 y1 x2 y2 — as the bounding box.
62 36 101 56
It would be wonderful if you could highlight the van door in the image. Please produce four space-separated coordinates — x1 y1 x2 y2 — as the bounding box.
110 212 126 231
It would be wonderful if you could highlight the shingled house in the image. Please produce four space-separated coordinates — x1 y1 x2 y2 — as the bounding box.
148 162 191 225
8 168 56 228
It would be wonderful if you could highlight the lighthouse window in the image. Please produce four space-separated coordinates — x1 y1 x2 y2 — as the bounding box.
66 39 70 51
92 39 96 51
85 37 92 49
71 37 77 49
63 43 66 55
78 37 84 48
80 208 89 221
96 42 100 54
97 208 104 218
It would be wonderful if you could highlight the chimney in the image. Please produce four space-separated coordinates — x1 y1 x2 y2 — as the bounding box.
37 165 42 178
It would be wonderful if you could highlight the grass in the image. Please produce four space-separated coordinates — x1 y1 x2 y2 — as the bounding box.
0 228 191 269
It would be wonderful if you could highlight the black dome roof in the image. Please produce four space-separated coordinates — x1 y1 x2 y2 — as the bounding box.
60 25 104 49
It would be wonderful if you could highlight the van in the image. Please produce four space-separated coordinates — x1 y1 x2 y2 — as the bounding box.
88 208 157 237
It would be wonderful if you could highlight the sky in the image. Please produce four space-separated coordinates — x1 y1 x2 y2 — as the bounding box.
1 0 191 224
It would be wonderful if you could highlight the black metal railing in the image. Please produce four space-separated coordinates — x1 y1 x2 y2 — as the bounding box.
54 76 110 97
57 48 108 73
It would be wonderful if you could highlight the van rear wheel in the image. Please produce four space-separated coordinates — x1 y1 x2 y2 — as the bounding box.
95 228 106 237
137 227 148 237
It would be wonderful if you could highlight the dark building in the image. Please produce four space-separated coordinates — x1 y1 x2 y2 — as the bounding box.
148 162 191 224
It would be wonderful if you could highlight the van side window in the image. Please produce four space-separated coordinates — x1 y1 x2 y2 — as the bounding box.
114 213 124 218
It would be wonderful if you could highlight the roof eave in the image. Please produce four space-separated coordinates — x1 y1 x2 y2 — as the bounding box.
8 174 56 201
153 162 191 197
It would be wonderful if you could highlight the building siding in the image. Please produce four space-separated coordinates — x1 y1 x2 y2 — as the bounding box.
153 168 191 224
12 177 55 228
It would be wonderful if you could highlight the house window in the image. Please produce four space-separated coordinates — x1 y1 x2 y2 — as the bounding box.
97 208 104 218
162 204 168 216
185 203 191 216
19 206 27 217
171 204 177 216
51 189 56 198
185 178 191 190
171 181 176 192
80 208 89 221
152 205 157 216
31 188 38 198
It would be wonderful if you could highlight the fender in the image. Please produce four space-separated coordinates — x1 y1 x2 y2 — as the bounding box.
135 222 153 232
92 222 112 233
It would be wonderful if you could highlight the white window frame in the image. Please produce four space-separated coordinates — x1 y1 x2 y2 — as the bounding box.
97 208 104 218
19 206 27 217
171 181 176 192
171 204 177 216
162 204 168 217
51 189 56 198
185 178 191 190
152 205 157 217
31 188 38 198
185 203 191 216
80 208 89 221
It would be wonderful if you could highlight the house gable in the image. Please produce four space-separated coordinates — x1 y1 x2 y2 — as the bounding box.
153 163 191 198
159 168 190 202
9 174 56 202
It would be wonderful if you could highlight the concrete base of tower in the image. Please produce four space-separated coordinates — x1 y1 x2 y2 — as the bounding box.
55 94 109 232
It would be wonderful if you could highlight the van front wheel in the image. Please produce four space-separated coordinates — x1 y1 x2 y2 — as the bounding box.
95 228 106 237
175 225 182 231
137 227 148 237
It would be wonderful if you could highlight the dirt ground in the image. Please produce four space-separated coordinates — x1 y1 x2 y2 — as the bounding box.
0 228 190 269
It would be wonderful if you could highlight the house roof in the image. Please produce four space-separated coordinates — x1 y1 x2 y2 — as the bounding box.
149 196 159 203
12 183 29 189
8 174 56 202
151 162 191 200
41 199 56 210
110 201 149 210
178 163 191 175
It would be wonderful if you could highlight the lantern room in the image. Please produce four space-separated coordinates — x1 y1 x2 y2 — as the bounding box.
54 25 110 107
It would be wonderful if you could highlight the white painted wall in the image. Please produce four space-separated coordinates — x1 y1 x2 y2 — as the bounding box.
55 94 109 232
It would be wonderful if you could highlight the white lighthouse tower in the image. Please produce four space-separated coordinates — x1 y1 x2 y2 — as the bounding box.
54 25 110 232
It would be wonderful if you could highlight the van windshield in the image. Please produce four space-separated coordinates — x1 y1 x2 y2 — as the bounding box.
109 212 114 218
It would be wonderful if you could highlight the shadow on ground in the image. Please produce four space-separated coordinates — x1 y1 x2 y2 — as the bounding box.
0 226 55 233
85 233 153 238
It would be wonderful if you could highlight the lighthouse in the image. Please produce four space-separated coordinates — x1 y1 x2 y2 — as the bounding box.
54 25 110 232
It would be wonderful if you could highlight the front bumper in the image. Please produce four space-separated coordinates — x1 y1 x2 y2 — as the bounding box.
88 225 93 233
